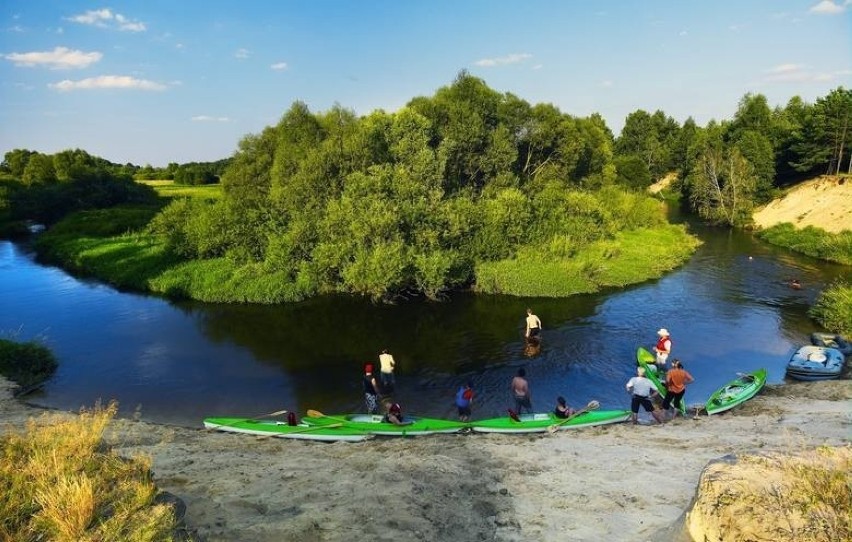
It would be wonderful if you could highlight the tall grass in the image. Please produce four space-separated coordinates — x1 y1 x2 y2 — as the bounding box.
474 224 700 296
758 223 852 265
0 403 181 541
809 281 852 335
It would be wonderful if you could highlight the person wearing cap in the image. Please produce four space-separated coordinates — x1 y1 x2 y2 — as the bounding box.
363 363 380 414
378 348 396 392
382 401 404 425
653 328 673 370
625 366 665 424
662 359 694 420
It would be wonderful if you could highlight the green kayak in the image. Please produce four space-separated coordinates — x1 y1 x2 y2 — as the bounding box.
203 417 372 442
303 413 467 436
705 369 767 415
469 410 631 434
636 346 686 415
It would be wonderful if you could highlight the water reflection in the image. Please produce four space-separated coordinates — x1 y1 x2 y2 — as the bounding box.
1 220 848 426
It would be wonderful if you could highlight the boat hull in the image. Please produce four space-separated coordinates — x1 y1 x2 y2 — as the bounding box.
705 369 767 415
786 345 845 381
303 413 466 436
203 417 371 442
470 410 631 434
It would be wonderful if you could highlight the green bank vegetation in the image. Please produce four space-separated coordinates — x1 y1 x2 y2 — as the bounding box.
0 403 183 542
5 78 851 302
0 339 57 390
757 223 852 266
809 282 852 336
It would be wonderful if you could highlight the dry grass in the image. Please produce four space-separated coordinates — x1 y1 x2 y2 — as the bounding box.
688 445 852 542
0 402 182 542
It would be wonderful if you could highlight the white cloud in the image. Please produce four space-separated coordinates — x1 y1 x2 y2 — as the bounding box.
270 62 288 70
679 30 688 36
191 115 230 122
809 1 846 14
67 8 146 32
531 64 543 70
763 63 835 83
234 48 250 59
4 46 102 69
474 53 532 67
601 80 613 88
49 75 166 91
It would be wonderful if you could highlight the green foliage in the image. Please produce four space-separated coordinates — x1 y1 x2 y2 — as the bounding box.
757 223 852 265
614 154 653 190
0 338 58 389
809 282 852 336
475 224 699 296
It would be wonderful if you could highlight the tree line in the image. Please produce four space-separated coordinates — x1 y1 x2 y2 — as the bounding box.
1 74 850 300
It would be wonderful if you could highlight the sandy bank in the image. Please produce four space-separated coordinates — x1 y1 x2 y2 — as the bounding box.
2 377 850 542
753 175 852 233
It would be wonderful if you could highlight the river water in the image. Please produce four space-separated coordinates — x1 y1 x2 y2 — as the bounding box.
0 221 848 426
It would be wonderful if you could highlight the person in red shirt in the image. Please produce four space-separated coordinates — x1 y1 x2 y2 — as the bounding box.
662 359 694 419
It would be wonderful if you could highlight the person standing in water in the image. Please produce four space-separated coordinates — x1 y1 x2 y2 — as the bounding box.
455 381 475 422
510 367 533 414
378 349 396 392
525 308 542 340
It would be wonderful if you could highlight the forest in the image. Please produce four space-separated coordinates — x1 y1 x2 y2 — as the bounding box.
1 73 850 303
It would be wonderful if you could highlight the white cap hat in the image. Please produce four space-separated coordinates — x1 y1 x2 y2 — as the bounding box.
657 328 670 337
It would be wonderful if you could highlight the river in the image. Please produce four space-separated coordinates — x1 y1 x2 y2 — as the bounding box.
0 221 848 426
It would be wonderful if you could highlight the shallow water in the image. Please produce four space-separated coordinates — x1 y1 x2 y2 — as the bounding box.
0 220 848 427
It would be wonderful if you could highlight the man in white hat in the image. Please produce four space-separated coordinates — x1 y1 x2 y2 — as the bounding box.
653 328 672 370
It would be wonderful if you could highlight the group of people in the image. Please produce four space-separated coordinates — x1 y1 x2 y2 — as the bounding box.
362 314 692 427
626 328 694 424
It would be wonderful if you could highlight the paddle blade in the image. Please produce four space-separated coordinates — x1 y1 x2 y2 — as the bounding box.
306 409 324 418
264 409 289 417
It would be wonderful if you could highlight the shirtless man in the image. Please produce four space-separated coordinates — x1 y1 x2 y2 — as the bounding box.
510 367 533 414
525 308 542 339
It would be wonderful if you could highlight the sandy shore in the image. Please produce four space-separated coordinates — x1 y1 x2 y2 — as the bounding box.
1 377 849 542
752 175 852 233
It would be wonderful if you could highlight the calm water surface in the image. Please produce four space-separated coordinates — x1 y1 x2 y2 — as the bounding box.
0 222 848 426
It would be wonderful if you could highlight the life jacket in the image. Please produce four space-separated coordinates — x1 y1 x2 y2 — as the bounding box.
455 387 472 408
656 336 672 354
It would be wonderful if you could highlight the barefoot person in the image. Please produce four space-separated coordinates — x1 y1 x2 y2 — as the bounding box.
378 348 396 392
662 359 694 419
626 366 665 424
525 308 542 340
510 367 533 415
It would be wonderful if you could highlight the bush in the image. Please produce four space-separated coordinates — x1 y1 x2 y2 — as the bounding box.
0 338 58 389
758 223 852 265
810 282 852 336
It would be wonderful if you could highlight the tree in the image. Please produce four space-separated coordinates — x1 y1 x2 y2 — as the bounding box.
22 154 56 185
688 142 758 226
789 87 852 175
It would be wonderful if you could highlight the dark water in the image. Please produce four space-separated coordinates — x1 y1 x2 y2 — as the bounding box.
1 222 848 427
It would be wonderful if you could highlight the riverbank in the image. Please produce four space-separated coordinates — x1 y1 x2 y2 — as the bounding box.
2 376 849 542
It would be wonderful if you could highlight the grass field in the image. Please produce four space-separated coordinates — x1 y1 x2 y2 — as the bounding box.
138 180 222 200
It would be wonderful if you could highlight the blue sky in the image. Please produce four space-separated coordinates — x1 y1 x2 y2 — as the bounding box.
1 1 850 167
